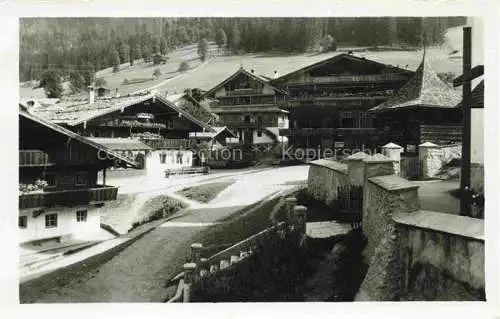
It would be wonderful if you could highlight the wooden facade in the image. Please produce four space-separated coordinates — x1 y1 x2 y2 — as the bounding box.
19 111 133 208
370 55 463 152
18 110 137 243
204 68 288 146
374 107 462 151
270 53 414 152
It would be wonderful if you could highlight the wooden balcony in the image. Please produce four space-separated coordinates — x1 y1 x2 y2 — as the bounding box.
307 74 409 84
279 127 377 137
140 138 194 150
19 150 54 167
19 185 118 209
96 120 167 129
226 88 264 96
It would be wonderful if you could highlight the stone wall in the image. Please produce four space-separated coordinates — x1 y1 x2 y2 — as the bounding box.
394 210 485 300
355 175 420 301
420 143 462 179
307 159 349 206
471 163 484 193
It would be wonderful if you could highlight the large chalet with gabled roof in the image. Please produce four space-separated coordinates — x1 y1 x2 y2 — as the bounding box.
29 90 221 174
203 66 289 147
269 53 414 153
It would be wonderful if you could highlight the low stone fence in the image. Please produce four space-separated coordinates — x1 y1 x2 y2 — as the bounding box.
394 210 485 300
307 159 349 206
355 172 485 301
167 199 307 302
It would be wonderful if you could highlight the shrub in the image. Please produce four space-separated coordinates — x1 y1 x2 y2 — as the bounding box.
178 61 190 72
153 68 161 79
95 77 107 87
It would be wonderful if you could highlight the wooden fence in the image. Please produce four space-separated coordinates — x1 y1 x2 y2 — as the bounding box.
167 199 307 303
335 184 363 229
400 156 422 181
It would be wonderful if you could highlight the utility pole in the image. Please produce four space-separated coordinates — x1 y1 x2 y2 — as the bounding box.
460 26 472 216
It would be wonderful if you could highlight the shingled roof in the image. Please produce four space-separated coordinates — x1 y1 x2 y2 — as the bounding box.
19 108 139 167
203 67 287 98
31 92 215 132
370 54 462 112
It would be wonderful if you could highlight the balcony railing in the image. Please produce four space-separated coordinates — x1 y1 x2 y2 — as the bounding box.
140 138 194 150
19 185 118 209
19 150 53 167
308 74 409 84
217 96 278 106
288 90 394 101
279 127 377 137
226 88 264 96
97 120 167 129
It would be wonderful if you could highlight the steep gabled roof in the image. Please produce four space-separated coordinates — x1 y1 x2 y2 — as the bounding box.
19 108 138 167
87 138 153 151
270 53 413 85
370 54 462 112
203 67 287 98
31 92 215 132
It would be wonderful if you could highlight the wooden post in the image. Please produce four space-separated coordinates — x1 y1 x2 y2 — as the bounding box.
102 167 107 186
294 205 308 246
190 243 203 264
285 197 298 229
461 26 472 216
182 262 196 303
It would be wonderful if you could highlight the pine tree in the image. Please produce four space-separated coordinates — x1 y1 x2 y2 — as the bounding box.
39 70 63 98
215 28 227 49
119 42 130 64
112 49 120 73
197 38 209 61
69 71 85 93
230 25 241 53
142 45 151 63
131 44 142 65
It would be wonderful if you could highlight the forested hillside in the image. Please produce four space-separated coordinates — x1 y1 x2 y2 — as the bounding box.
20 17 466 83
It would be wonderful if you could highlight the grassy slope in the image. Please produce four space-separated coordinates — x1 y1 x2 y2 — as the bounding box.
175 179 235 204
20 44 461 99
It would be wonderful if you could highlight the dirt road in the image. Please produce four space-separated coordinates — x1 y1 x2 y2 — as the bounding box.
20 165 308 303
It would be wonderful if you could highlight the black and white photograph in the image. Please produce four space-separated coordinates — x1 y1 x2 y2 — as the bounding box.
1 1 499 318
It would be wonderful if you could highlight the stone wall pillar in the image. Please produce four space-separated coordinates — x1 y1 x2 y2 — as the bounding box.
355 175 420 301
382 143 403 176
347 152 370 186
419 142 441 179
363 155 395 182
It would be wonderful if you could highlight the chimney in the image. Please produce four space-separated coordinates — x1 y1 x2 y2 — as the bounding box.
251 69 255 74
27 100 35 108
88 85 95 105
273 70 279 79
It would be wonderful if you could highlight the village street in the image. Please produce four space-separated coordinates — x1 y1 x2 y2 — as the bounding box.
20 165 309 303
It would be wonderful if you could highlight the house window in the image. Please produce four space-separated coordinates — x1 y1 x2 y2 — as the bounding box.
159 152 167 164
167 120 174 129
75 173 86 186
257 130 263 137
244 115 251 123
76 210 87 222
340 111 355 128
45 172 56 188
19 216 28 229
45 214 58 228
177 152 183 164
